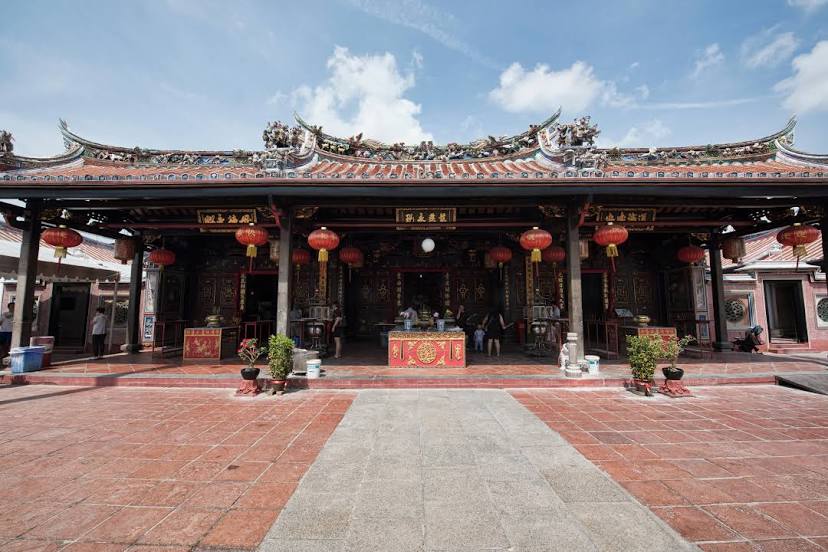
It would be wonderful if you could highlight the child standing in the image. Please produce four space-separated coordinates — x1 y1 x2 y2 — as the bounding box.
473 324 485 352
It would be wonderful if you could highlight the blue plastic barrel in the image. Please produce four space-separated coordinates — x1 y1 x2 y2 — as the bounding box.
10 346 46 374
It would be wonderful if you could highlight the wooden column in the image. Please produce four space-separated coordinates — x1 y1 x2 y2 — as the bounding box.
11 199 42 349
276 213 293 336
124 236 144 352
709 235 732 351
566 206 584 359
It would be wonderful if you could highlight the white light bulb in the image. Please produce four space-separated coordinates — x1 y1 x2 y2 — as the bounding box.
421 238 435 253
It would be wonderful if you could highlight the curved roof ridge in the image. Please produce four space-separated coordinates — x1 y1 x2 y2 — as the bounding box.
774 136 828 167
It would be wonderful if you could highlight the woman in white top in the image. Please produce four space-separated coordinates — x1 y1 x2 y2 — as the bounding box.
0 302 13 356
91 307 108 359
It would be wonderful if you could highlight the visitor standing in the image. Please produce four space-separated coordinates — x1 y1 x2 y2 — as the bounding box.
331 304 343 359
0 302 13 357
91 307 107 359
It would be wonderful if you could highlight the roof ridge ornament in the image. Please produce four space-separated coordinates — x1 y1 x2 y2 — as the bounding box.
0 130 13 156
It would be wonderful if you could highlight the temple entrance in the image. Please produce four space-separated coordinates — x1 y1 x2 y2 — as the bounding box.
402 270 444 315
764 280 808 343
243 273 278 322
49 283 91 349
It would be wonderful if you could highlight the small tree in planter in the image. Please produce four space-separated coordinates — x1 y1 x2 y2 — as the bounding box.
660 335 696 380
238 338 266 380
268 334 294 395
626 334 662 396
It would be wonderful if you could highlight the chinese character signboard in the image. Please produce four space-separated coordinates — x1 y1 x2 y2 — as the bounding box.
197 209 257 232
596 208 656 231
395 208 456 230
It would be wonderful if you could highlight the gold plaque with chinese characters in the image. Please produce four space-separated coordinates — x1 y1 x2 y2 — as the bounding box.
395 208 456 230
197 209 258 232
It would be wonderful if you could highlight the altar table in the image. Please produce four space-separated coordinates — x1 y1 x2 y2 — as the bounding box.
388 330 466 368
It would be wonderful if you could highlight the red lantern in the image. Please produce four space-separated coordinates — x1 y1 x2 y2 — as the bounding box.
308 227 340 262
488 245 513 267
721 237 746 263
113 238 135 265
542 245 566 264
677 244 705 265
148 248 176 269
520 227 553 263
339 246 364 266
777 223 819 269
235 223 269 270
291 248 311 267
42 225 82 262
593 222 629 271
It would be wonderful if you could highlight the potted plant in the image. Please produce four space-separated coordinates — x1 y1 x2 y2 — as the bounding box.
237 338 265 380
626 334 662 396
268 333 294 394
660 335 696 381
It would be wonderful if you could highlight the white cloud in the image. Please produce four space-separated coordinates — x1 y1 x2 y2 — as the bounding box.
741 28 799 69
290 46 432 144
600 119 672 148
691 43 725 78
490 61 627 114
775 40 828 113
787 0 827 11
635 84 650 100
629 61 640 70
641 97 760 109
343 0 498 69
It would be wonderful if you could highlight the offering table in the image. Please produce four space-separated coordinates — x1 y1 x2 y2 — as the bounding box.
388 330 466 368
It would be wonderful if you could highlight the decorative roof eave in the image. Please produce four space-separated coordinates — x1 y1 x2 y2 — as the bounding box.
774 138 828 168
0 143 85 171
293 109 561 162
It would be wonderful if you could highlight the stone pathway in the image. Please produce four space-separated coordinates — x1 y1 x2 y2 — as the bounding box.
260 389 694 551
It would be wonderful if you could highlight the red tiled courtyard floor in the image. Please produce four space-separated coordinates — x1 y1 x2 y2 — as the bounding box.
511 385 828 550
0 385 354 550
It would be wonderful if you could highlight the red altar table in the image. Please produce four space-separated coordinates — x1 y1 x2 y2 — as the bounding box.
388 331 466 368
183 327 238 361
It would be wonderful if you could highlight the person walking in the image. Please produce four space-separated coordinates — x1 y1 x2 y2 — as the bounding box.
482 308 507 357
91 307 107 359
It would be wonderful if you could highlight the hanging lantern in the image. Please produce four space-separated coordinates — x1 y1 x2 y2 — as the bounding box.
677 244 705 265
42 225 82 265
520 227 553 263
488 246 513 268
308 227 340 262
113 237 136 265
291 248 311 268
777 222 819 270
235 223 269 271
542 245 566 264
421 238 435 253
721 237 746 263
593 222 629 271
339 246 364 266
268 239 280 263
148 248 176 270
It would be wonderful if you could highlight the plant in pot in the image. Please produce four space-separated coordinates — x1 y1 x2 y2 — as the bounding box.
268 333 294 395
238 338 265 380
626 334 662 396
660 335 696 381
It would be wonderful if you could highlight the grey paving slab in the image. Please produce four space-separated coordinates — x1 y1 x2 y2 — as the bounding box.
259 389 697 552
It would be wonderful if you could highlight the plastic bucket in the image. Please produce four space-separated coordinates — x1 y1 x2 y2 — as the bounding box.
584 355 600 375
306 359 321 378
10 346 46 374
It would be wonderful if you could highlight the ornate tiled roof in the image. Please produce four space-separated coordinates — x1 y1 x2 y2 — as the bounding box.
722 229 823 270
1 114 827 184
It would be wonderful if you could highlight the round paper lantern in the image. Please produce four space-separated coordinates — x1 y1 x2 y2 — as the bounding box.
291 248 311 267
542 245 566 264
235 224 269 258
308 227 340 262
593 222 629 270
721 237 746 263
42 225 82 261
777 223 819 269
421 238 435 253
339 246 363 266
677 244 705 265
148 248 176 269
520 227 553 263
488 245 512 267
113 238 136 265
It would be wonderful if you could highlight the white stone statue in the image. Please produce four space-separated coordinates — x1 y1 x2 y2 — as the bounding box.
558 343 569 371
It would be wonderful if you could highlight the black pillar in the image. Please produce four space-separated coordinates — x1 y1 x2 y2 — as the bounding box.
11 199 42 349
566 205 584 359
709 235 732 351
276 212 293 336
125 235 144 352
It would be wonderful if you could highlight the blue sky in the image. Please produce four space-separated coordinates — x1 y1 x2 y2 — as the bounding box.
2 0 827 156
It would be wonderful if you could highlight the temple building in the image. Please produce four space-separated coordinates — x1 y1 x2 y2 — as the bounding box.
0 111 827 369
